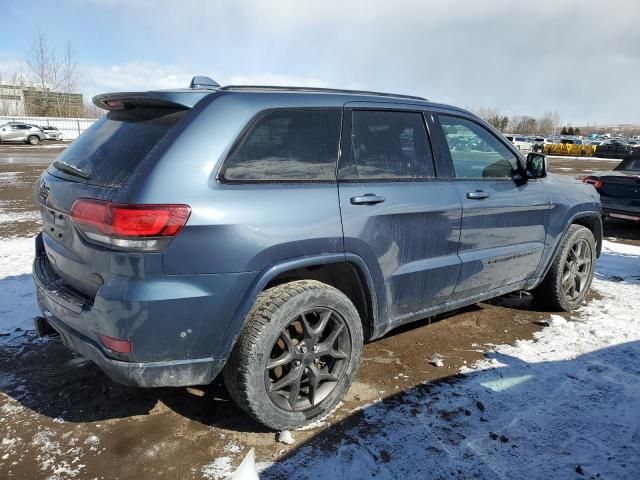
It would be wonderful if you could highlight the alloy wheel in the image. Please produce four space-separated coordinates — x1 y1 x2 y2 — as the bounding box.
264 308 351 412
562 238 593 301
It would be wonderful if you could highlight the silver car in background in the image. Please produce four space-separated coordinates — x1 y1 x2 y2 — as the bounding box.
0 122 46 145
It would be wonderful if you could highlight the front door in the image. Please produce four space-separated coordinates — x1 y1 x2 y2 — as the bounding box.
338 106 462 324
433 114 549 300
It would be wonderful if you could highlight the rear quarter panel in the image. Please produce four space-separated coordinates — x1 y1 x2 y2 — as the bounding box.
118 92 347 275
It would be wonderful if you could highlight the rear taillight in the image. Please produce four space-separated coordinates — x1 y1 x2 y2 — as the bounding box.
70 199 191 250
583 176 603 190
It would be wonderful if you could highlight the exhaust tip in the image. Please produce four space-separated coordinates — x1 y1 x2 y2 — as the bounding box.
33 316 59 337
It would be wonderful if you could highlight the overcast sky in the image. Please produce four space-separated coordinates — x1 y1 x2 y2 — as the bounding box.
1 0 639 125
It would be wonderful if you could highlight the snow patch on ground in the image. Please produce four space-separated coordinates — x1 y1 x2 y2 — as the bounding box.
201 456 234 480
0 172 20 186
0 237 38 343
259 240 640 479
276 430 295 445
0 210 41 224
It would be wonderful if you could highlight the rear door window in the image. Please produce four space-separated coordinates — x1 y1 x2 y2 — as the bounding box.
222 109 341 182
349 110 435 180
49 107 186 188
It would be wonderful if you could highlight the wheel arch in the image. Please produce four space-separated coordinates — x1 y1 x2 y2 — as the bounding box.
530 210 602 290
221 253 379 361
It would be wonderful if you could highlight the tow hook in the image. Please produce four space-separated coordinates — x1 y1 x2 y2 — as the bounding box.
33 316 59 337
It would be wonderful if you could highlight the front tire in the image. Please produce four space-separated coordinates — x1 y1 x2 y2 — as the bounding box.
223 280 363 430
533 224 596 311
27 135 40 145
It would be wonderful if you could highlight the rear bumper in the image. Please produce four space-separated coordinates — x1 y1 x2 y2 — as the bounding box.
40 313 224 387
32 233 255 387
601 199 640 220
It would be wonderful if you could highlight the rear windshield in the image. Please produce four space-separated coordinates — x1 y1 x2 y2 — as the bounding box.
616 159 640 171
49 107 186 188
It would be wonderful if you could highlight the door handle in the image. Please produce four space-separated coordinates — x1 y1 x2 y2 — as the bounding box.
466 190 490 200
350 194 386 205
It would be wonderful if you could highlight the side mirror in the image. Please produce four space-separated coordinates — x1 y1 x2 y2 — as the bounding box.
526 152 548 179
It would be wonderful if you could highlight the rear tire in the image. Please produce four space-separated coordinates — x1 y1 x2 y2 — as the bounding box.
223 280 363 430
533 224 596 311
27 135 40 145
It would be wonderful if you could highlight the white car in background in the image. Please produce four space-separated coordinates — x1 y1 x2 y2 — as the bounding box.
532 137 551 152
39 126 63 141
504 134 533 152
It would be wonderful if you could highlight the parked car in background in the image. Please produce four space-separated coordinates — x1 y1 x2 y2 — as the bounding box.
532 137 550 152
0 122 45 145
594 140 640 159
584 156 640 222
504 134 533 152
40 126 63 141
33 77 602 430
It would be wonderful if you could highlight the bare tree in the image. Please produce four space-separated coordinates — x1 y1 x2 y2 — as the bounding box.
537 110 560 136
24 32 83 117
82 99 103 119
509 115 537 135
60 42 81 117
473 106 509 132
26 31 61 116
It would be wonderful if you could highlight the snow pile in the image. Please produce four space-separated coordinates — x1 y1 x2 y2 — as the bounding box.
276 430 295 445
201 456 234 480
260 240 640 479
0 237 39 343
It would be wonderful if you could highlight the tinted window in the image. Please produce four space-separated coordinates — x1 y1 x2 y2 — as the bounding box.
350 110 434 180
439 115 518 178
617 159 640 171
49 107 186 188
223 109 341 182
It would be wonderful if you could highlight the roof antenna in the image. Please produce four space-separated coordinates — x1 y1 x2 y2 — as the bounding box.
189 76 220 89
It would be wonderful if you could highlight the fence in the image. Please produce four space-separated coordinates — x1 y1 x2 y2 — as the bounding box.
0 115 98 140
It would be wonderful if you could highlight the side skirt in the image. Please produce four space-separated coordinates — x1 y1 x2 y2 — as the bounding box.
370 280 529 339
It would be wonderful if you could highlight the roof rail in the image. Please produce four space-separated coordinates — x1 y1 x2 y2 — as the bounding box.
219 85 427 101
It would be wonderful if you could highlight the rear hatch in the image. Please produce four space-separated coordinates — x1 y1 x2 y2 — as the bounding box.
36 97 195 298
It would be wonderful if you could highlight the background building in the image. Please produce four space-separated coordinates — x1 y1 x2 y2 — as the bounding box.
0 83 84 117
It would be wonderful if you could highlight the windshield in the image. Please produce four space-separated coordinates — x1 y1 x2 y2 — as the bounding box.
48 107 186 188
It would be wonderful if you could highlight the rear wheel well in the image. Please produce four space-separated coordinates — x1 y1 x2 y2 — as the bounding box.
572 215 603 257
265 263 374 339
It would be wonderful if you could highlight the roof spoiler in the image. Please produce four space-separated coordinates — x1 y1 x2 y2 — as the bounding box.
93 89 214 111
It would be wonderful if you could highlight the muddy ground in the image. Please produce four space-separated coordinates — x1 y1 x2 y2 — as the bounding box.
0 144 638 479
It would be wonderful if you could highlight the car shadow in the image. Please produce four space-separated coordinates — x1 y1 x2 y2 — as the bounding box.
604 217 640 242
0 333 271 433
259 340 640 479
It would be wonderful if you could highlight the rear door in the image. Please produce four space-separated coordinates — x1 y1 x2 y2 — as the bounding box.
432 113 549 300
338 104 462 322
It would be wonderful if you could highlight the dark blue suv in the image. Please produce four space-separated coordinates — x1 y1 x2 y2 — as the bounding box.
33 78 602 429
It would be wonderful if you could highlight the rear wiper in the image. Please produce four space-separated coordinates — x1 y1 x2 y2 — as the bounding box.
52 160 91 180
